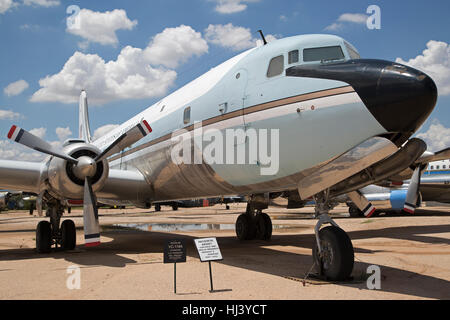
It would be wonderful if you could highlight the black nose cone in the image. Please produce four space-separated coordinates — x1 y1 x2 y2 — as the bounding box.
286 59 438 135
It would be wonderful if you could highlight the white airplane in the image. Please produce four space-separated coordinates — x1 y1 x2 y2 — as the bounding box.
0 34 441 280
346 158 450 216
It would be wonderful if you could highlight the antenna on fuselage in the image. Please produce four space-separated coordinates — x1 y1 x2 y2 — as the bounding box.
257 30 267 45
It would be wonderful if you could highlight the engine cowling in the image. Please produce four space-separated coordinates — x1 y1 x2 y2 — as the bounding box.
47 142 109 200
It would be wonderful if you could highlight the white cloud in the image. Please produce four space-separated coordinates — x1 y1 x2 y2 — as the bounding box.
0 109 22 120
338 13 368 24
213 0 259 14
55 126 72 141
4 79 29 96
66 9 137 48
416 119 450 152
325 12 368 31
29 127 46 139
279 15 287 22
0 139 46 161
0 0 17 14
23 0 59 7
93 124 119 141
31 25 208 105
396 40 450 96
144 25 208 68
204 23 276 51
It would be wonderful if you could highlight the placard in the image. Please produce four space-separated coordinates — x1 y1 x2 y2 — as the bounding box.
194 237 223 262
164 239 186 263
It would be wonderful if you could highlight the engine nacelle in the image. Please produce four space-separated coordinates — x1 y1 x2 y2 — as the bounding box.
389 189 422 210
47 142 109 200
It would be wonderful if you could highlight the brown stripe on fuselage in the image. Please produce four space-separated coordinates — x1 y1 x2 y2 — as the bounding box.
109 85 354 162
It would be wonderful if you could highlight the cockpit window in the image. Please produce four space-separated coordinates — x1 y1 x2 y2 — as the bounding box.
344 41 361 59
303 46 345 62
288 50 299 64
267 55 284 78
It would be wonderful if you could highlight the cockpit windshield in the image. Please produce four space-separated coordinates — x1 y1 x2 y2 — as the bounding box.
344 41 361 59
303 46 345 63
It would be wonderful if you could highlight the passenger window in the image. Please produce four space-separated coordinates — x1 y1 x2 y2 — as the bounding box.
183 107 191 124
303 46 345 62
436 166 440 170
288 50 299 64
444 165 447 169
267 55 284 78
431 166 434 170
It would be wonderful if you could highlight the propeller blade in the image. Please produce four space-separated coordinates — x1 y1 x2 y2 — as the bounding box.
404 166 422 214
79 90 92 143
7 125 78 164
95 119 152 162
347 190 376 218
83 177 100 247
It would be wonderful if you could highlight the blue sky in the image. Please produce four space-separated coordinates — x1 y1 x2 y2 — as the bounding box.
0 0 449 159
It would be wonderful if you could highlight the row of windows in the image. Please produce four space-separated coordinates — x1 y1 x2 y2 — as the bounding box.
267 45 346 78
429 165 447 170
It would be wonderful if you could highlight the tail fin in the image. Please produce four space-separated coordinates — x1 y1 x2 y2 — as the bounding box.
79 90 92 143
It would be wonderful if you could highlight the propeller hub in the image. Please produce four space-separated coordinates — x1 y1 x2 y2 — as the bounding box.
73 156 97 179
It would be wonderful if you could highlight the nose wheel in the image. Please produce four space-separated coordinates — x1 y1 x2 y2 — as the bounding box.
312 191 354 281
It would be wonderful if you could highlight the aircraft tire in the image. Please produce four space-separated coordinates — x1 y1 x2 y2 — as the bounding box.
155 204 161 212
172 203 178 211
348 205 364 218
255 213 272 240
235 214 255 240
312 226 354 281
36 221 52 253
61 219 76 250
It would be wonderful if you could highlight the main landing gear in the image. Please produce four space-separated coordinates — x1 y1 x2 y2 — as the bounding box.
312 191 354 281
235 202 272 241
37 201 76 253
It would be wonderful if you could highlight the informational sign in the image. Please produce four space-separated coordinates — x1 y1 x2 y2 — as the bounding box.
164 239 186 264
194 237 223 262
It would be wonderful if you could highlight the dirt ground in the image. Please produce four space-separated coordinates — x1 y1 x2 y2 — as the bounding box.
0 203 449 300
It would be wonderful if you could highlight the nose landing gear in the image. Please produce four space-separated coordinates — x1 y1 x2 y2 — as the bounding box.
312 191 354 281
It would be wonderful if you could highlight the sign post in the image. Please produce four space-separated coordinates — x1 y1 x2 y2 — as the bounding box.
194 237 223 293
163 239 186 294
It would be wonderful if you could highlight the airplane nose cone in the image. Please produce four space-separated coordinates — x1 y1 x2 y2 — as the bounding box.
286 59 438 135
356 61 437 134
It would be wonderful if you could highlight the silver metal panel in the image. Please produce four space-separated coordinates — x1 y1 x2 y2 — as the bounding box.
297 137 398 199
0 160 44 193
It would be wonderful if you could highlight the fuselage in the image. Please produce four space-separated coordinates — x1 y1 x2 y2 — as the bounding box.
93 34 437 203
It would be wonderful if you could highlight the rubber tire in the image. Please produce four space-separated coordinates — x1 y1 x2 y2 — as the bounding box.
36 221 52 253
235 214 255 240
255 213 272 240
348 205 364 218
226 205 230 210
61 220 76 250
172 204 178 211
155 204 161 212
312 226 354 281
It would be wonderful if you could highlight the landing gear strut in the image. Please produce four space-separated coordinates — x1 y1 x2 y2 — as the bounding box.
235 202 272 241
312 190 354 281
36 201 76 253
